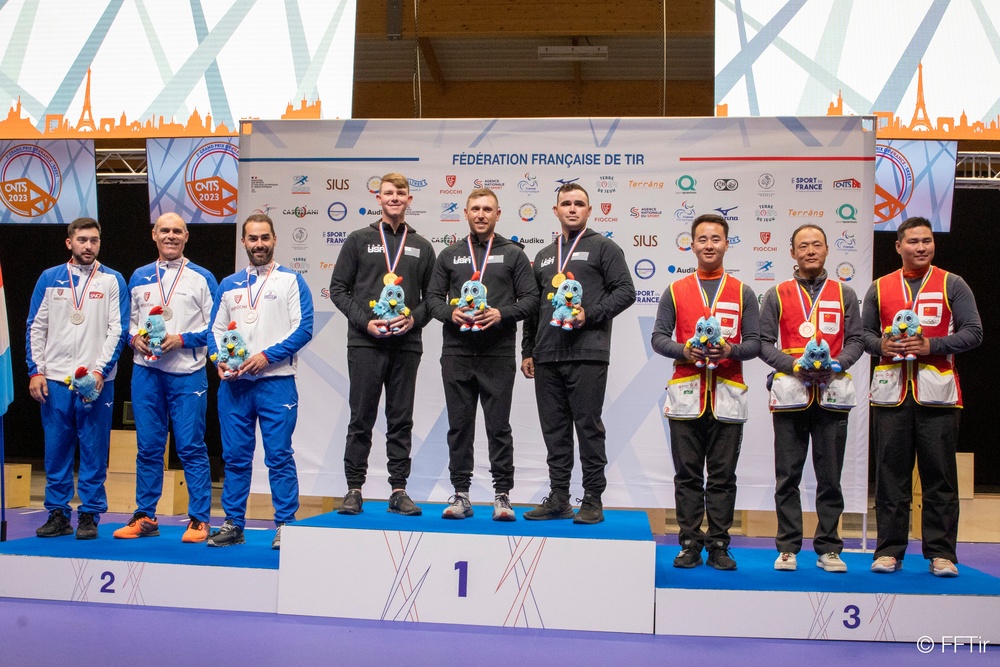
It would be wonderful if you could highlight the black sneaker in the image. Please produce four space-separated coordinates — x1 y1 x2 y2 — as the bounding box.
573 493 604 524
673 543 704 568
207 520 245 547
338 489 364 515
388 490 422 516
36 509 73 538
76 512 98 540
707 547 738 571
523 491 574 521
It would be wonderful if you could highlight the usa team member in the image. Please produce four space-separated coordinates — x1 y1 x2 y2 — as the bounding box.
27 217 128 540
651 213 760 570
759 224 862 573
863 217 981 577
207 213 313 549
426 188 538 521
520 182 635 525
114 213 218 543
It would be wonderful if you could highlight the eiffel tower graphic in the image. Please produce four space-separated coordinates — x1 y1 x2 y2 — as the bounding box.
77 68 96 132
909 62 933 132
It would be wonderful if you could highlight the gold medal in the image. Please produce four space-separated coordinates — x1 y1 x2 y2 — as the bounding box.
383 272 398 286
551 272 566 288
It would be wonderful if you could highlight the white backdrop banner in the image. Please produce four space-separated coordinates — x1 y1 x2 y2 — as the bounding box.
236 117 875 513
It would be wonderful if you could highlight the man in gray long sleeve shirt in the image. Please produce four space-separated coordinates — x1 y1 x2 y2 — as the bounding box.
862 217 982 578
758 224 863 573
650 214 760 571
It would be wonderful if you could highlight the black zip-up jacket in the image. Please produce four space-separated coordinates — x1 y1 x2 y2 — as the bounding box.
426 234 538 357
521 227 636 364
329 220 436 352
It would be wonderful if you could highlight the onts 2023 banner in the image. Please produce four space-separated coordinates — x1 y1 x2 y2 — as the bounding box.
147 138 239 224
237 117 875 513
0 140 97 224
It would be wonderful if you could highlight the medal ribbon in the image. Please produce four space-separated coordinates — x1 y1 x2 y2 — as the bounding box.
379 223 408 275
157 258 187 308
67 261 99 312
466 234 494 280
695 272 728 315
557 231 583 274
796 278 826 333
899 267 933 311
246 263 275 313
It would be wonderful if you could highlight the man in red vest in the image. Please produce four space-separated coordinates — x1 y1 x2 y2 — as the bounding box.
863 217 981 577
759 224 863 573
652 213 760 570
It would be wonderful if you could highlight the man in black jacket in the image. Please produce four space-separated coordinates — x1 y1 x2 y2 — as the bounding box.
520 183 636 524
426 188 538 521
329 173 436 516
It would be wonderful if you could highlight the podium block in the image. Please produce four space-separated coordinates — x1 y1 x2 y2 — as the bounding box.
278 503 655 633
105 470 189 516
3 464 32 508
108 430 169 473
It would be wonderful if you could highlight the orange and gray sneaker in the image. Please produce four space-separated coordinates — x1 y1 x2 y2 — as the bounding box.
113 512 160 539
182 518 210 543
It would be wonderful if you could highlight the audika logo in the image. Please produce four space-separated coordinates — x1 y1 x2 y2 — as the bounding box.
0 144 62 217
184 141 238 217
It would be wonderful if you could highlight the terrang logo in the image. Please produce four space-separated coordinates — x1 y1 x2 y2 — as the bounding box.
184 142 238 217
0 144 62 218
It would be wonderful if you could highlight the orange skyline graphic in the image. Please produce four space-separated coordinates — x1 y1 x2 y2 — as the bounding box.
0 68 322 140
717 63 1000 141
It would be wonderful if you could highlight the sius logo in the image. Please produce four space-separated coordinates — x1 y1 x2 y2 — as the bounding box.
714 205 738 221
633 234 658 247
325 178 350 190
714 178 738 191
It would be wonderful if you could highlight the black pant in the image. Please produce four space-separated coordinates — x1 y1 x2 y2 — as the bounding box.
668 412 743 550
533 361 609 495
772 404 848 555
442 355 516 493
873 395 960 562
344 346 421 490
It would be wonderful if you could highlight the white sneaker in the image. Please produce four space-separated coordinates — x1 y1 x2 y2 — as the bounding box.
817 552 848 573
774 552 797 571
871 556 902 573
493 493 516 521
442 492 473 519
929 557 959 577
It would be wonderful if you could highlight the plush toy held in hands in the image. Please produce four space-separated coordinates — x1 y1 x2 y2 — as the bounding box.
64 366 100 410
210 321 250 377
884 307 923 361
138 305 167 361
450 271 489 332
793 332 842 387
547 272 582 331
685 307 725 369
370 277 411 333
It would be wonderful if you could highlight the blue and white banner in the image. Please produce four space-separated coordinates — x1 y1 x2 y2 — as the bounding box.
874 139 956 232
237 117 876 513
0 140 96 224
148 137 239 224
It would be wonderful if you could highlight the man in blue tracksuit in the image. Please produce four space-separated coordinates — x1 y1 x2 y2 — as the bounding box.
27 217 128 539
114 212 218 543
207 213 313 549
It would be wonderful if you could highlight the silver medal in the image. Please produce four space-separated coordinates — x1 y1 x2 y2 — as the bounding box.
243 310 258 324
70 311 85 325
161 306 173 321
798 321 815 338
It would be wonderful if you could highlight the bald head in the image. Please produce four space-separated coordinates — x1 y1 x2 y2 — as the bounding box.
152 212 189 261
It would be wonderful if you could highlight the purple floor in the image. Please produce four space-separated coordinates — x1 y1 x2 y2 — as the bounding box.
1 508 997 665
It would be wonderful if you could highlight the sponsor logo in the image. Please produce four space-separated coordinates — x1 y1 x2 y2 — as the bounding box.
595 176 617 194
473 177 506 190
324 231 347 245
290 258 309 275
756 204 775 222
788 208 824 218
184 141 238 217
441 202 461 222
359 207 382 216
283 207 319 218
554 177 580 191
759 232 771 244
633 234 658 247
676 232 692 251
667 265 696 274
837 203 858 222
635 289 661 305
407 178 426 190
320 261 334 270
292 227 308 243
0 144 62 217
836 261 856 281
834 178 862 190
835 231 857 251
714 178 738 191
714 205 739 221
518 172 540 193
366 176 382 193
728 235 741 245
755 260 775 281
320 287 331 300
326 178 350 191
327 202 348 221
791 177 823 192
292 175 310 195
630 206 663 219
252 203 276 216
758 173 775 190
445 175 457 187
634 259 656 280
601 202 612 215
629 178 664 189
429 234 461 246
519 203 538 222
593 202 617 223
88 291 104 299
234 294 242 304
143 291 150 301
875 144 914 223
675 175 696 192
675 200 696 222
508 235 546 245
250 176 278 194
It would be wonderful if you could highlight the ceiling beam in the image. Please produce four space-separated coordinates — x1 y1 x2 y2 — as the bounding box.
417 37 448 94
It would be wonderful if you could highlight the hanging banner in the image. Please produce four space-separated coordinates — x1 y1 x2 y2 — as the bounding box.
237 117 876 514
0 140 97 224
147 137 239 224
874 139 956 232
